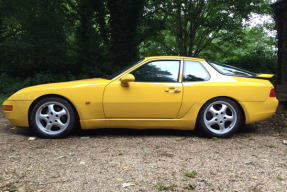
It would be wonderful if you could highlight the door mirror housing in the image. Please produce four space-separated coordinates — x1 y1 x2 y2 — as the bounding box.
120 74 135 87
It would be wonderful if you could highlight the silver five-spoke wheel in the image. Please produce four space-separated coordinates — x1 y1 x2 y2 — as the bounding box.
36 102 70 135
198 98 242 138
30 97 76 138
203 101 237 135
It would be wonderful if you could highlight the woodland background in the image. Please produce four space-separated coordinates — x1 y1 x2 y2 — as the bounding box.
0 0 277 96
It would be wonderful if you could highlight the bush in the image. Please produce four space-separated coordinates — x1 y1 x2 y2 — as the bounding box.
0 71 82 95
224 47 277 75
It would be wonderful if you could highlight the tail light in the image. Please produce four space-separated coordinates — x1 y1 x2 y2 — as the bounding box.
269 88 276 97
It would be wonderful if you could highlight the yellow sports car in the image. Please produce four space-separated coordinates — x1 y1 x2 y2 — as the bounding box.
2 56 278 138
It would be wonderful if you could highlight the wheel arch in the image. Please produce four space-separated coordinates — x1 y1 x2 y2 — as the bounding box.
196 96 246 126
28 94 81 128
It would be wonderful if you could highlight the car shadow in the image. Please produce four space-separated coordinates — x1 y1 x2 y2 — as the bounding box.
7 124 258 139
73 127 199 138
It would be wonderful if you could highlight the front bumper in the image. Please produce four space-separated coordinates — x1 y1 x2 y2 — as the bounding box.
3 100 33 127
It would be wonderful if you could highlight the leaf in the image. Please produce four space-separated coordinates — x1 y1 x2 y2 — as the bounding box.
123 166 129 169
184 171 197 178
8 187 17 191
116 178 123 181
122 183 134 188
28 137 37 141
80 136 90 139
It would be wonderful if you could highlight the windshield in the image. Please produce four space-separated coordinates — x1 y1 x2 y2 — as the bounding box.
105 58 144 80
207 61 256 77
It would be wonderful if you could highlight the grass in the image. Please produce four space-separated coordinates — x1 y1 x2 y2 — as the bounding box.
245 161 256 166
0 96 8 104
155 184 177 191
212 137 219 141
185 184 196 190
276 176 284 181
184 171 197 178
267 144 276 148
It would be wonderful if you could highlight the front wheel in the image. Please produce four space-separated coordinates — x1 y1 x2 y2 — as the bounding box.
197 98 243 138
30 97 76 138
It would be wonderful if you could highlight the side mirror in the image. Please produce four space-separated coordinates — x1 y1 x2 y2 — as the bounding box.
120 74 135 87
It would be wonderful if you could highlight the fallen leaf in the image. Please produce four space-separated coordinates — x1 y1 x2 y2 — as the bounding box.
80 136 90 139
116 178 123 181
17 187 26 192
8 187 17 192
175 138 182 141
122 182 134 188
28 137 37 141
123 166 129 169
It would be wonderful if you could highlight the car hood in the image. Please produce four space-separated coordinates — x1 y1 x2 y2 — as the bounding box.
7 78 112 101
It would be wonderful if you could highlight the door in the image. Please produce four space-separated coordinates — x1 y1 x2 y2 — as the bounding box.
103 60 183 118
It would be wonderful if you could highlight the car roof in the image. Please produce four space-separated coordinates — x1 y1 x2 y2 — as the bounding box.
144 56 206 62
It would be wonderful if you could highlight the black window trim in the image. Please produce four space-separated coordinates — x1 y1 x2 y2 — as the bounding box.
130 59 182 83
182 59 211 82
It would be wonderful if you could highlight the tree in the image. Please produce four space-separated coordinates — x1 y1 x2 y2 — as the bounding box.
142 0 272 57
3 0 70 76
107 0 145 68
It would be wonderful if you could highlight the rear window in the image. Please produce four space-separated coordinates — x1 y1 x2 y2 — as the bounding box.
208 61 256 77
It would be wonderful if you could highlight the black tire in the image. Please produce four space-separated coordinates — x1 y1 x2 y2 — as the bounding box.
30 97 76 138
197 97 243 138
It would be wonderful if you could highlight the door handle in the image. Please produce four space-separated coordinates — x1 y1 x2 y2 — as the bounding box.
165 88 181 93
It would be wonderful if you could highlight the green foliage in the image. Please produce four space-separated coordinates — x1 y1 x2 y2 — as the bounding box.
184 171 197 178
0 96 8 104
212 137 219 141
0 0 278 94
185 184 196 190
267 144 276 148
155 183 177 191
225 47 277 76
0 72 79 95
276 176 284 181
140 0 273 57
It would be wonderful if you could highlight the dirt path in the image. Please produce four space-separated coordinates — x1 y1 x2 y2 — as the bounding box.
0 111 287 192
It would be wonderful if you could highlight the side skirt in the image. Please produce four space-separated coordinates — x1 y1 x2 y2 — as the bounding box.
80 102 204 131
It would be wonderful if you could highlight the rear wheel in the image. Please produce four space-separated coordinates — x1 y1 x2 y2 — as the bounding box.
30 97 76 138
197 98 243 138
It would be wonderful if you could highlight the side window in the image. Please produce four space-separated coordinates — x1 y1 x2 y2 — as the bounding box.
183 60 210 82
131 60 180 82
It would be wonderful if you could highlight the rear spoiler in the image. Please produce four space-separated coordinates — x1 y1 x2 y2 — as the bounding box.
255 74 274 79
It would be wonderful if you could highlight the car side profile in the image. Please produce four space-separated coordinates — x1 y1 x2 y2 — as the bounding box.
2 56 278 138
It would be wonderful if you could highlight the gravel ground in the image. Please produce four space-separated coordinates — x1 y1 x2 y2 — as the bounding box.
0 110 287 192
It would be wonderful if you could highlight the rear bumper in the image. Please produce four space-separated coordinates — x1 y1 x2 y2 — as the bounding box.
2 100 32 127
240 98 279 124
